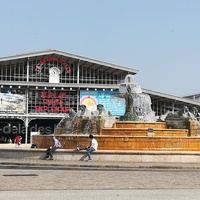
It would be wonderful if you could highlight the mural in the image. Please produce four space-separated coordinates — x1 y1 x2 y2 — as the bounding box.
0 88 26 113
80 90 125 116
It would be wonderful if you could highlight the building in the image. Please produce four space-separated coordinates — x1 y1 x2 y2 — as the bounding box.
0 49 200 144
183 93 200 102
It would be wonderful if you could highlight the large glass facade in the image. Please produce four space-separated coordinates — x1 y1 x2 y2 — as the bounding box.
0 52 129 143
0 50 199 143
0 54 126 115
0 56 125 86
0 61 27 82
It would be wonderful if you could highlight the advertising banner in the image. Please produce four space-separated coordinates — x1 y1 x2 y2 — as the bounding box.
80 90 125 116
0 88 26 113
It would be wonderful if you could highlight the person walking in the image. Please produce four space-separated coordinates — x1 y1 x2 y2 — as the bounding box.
14 135 22 148
76 134 98 161
45 135 61 160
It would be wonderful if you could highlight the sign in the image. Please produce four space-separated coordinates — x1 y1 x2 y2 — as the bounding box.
0 88 26 113
35 56 71 73
35 91 70 113
80 90 125 116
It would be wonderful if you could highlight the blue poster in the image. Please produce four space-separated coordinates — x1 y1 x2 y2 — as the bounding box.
80 90 125 116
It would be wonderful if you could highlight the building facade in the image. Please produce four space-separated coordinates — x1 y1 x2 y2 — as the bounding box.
183 93 200 102
0 50 200 144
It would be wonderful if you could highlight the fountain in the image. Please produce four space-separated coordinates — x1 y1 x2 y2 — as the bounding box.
55 104 115 135
112 74 157 122
164 105 200 136
32 74 200 151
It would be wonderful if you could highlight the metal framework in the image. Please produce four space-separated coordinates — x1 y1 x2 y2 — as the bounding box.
0 49 199 144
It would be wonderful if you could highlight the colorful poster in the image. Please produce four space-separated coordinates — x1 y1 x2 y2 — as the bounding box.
80 91 98 111
0 88 26 113
80 90 125 116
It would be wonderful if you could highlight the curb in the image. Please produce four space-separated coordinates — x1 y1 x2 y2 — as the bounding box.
1 161 200 171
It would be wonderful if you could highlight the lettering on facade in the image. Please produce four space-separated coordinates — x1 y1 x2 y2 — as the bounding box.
35 91 70 113
35 56 71 73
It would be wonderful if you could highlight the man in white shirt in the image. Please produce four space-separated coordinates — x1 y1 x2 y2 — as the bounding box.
77 134 98 161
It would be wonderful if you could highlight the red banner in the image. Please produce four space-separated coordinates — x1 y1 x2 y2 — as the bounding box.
35 56 71 73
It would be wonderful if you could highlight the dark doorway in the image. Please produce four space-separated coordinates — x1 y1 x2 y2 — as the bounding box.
28 119 60 138
0 119 24 144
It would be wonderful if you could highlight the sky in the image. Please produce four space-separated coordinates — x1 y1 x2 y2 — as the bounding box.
0 0 200 97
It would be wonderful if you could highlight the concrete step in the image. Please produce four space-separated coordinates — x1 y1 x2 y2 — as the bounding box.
1 144 200 163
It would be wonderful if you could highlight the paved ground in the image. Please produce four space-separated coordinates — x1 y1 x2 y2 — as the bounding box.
1 157 200 170
1 163 200 190
1 143 200 170
1 144 200 193
1 189 200 200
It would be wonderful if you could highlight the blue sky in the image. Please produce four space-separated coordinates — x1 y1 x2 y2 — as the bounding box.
0 0 200 96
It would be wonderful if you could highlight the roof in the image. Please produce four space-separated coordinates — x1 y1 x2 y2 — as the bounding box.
0 49 139 75
143 88 200 107
182 93 200 98
1 49 199 108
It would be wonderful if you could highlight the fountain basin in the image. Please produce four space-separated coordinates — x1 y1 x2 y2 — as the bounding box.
32 120 200 151
32 134 200 151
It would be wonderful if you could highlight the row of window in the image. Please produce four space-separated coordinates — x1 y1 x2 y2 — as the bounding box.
0 60 122 84
0 88 77 114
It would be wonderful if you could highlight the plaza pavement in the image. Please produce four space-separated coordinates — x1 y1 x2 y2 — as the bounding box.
0 143 200 170
1 144 200 195
1 157 200 170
